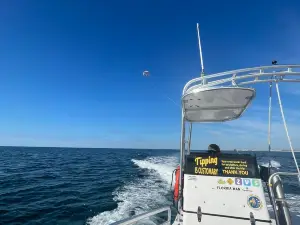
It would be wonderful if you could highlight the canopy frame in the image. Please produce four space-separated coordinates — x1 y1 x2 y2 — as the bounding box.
178 64 300 213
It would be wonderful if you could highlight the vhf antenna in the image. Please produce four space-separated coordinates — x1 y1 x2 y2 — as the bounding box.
197 23 205 78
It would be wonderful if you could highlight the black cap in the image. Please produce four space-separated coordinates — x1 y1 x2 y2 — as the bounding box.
208 144 220 153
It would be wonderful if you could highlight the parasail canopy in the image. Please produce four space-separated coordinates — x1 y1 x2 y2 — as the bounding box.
143 70 150 76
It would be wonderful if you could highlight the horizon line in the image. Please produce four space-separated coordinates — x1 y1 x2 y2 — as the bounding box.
0 145 299 152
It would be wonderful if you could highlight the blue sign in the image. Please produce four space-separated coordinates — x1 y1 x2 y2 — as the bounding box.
243 179 251 186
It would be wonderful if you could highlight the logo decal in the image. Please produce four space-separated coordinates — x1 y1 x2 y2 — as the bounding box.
235 178 242 185
194 156 218 166
247 195 263 210
252 179 260 187
227 178 234 185
187 176 197 180
218 179 226 184
216 186 241 191
242 187 253 192
243 179 251 186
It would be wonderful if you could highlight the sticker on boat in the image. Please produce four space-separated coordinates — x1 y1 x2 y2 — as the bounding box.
247 195 263 210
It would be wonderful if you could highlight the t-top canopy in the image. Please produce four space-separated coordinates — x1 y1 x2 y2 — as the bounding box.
182 86 255 122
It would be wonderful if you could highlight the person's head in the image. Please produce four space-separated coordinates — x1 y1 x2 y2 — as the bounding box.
208 144 220 154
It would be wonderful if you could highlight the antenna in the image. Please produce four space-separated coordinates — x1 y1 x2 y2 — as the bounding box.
197 23 205 77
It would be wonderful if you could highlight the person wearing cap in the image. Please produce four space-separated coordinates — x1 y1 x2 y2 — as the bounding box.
207 144 221 156
208 144 221 176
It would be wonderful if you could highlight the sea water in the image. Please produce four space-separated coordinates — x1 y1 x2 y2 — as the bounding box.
0 147 299 225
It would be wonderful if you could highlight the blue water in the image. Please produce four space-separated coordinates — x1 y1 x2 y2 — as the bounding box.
0 147 299 225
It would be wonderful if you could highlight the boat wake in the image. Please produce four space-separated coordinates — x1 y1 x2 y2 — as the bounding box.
260 160 281 168
285 194 300 217
86 155 178 225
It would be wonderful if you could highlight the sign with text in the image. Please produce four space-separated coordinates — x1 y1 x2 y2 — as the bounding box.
185 153 260 178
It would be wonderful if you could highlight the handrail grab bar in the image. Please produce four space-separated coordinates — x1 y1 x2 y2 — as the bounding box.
109 206 171 225
268 172 299 187
267 172 298 225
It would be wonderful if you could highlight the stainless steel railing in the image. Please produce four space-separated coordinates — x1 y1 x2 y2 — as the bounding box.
109 206 172 225
268 172 299 225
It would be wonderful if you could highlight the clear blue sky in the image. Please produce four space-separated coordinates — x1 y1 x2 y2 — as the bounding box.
1 0 300 150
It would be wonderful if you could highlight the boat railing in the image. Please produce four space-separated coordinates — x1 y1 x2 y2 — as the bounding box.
183 65 300 94
268 172 299 225
109 206 172 225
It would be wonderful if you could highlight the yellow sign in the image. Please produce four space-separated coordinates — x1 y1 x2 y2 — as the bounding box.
195 156 218 167
186 154 258 178
195 167 218 175
221 159 249 176
194 156 218 175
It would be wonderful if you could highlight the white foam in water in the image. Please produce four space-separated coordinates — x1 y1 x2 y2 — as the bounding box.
260 160 281 168
285 194 300 217
86 155 178 225
132 156 178 186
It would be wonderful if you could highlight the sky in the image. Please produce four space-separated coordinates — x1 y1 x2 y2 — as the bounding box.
0 0 300 150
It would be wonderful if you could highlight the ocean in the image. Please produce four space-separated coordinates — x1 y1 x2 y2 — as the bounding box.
0 147 299 225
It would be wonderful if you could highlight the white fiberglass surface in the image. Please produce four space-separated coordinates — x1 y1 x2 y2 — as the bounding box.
182 87 255 122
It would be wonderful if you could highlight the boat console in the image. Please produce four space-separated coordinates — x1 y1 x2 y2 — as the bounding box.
182 152 271 225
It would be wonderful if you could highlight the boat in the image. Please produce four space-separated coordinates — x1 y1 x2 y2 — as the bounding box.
109 24 300 225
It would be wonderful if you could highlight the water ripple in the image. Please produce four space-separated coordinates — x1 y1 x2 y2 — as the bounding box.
0 147 299 225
